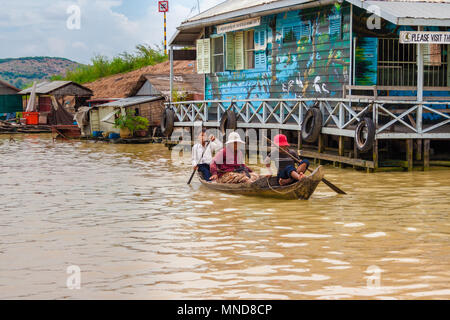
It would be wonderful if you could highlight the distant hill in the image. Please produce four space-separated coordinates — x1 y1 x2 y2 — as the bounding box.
0 57 80 89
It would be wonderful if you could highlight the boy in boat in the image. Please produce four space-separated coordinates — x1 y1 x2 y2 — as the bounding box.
264 134 310 186
192 129 223 181
210 132 259 184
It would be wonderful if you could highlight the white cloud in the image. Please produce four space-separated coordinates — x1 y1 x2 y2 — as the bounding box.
0 0 224 64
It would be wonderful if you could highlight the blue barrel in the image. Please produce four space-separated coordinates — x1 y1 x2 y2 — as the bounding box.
109 132 120 140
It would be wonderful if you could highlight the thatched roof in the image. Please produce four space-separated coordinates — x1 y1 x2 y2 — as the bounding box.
84 60 198 99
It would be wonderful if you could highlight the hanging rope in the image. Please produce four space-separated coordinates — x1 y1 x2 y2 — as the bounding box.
265 177 294 195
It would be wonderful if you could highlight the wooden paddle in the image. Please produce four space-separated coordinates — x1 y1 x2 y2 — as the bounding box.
187 140 211 185
265 137 346 195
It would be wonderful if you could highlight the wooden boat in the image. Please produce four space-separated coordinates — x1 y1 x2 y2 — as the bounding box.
199 166 324 200
51 125 81 139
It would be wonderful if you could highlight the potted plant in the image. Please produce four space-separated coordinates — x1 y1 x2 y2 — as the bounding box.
114 111 134 138
114 111 150 138
133 116 150 137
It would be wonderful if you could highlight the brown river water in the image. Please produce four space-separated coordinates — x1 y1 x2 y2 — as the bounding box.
0 134 449 299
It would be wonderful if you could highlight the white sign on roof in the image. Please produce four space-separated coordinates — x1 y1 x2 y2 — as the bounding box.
216 17 261 34
400 31 450 44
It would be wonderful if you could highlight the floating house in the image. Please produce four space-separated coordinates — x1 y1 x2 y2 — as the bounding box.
18 81 93 124
89 72 203 136
167 0 450 171
0 80 22 119
89 96 165 135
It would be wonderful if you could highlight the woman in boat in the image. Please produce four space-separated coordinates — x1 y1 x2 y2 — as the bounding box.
192 129 223 181
209 132 259 184
264 134 310 186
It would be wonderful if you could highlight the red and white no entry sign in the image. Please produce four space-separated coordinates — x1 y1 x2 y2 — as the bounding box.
158 1 169 13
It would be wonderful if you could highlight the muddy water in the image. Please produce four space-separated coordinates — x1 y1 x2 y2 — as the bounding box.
0 134 449 299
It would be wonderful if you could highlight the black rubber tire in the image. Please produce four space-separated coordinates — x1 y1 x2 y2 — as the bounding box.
301 107 322 143
220 110 237 134
160 108 175 137
355 117 375 153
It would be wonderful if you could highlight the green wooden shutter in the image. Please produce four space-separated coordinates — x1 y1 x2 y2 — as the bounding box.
226 32 235 70
235 31 244 70
196 39 204 74
203 38 211 74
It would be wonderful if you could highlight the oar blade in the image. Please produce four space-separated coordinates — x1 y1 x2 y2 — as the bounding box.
321 177 347 195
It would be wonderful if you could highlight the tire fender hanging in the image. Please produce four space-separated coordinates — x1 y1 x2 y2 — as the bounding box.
220 109 237 134
301 106 323 143
355 117 375 153
160 108 175 137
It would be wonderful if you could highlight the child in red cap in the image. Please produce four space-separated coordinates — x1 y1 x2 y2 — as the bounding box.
264 134 310 186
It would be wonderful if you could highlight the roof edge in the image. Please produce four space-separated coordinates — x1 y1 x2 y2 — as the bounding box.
346 0 450 27
0 79 21 92
178 0 322 30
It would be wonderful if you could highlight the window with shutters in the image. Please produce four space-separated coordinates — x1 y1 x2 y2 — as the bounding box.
254 28 267 70
223 29 267 71
212 36 224 73
283 22 310 43
235 31 244 70
329 13 342 39
283 26 296 43
244 30 255 69
196 39 203 73
196 38 211 74
226 33 235 70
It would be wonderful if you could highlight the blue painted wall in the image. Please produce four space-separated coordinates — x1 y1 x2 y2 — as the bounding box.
205 3 351 102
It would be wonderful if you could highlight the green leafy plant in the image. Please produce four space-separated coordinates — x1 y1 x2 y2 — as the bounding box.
113 111 149 133
133 116 150 131
171 88 188 102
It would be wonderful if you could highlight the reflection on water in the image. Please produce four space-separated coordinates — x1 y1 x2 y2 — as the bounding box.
0 134 449 299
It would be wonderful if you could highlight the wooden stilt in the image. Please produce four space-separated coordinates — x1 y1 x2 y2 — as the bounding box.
406 139 413 171
245 129 249 162
373 139 379 172
415 139 422 161
318 134 324 165
298 130 302 151
353 138 359 169
423 139 430 171
338 136 344 168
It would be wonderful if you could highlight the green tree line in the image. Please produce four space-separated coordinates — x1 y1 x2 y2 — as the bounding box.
52 44 168 84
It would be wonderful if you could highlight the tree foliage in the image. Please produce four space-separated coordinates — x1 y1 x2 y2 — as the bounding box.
52 44 168 84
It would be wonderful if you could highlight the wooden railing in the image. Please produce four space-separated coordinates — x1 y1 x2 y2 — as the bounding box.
166 97 450 139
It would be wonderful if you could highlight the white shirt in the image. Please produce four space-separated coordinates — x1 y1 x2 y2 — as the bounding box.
192 140 223 166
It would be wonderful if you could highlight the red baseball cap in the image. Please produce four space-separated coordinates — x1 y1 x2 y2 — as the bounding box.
274 134 289 147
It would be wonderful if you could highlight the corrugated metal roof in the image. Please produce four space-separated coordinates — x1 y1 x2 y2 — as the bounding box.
171 0 323 45
171 0 450 45
18 81 93 95
0 79 20 92
347 0 450 26
186 0 450 24
19 81 72 94
97 96 163 108
185 0 282 23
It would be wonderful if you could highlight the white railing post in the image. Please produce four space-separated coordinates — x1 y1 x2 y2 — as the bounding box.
417 103 423 134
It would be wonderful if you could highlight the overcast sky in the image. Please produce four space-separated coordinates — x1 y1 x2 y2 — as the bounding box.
0 0 223 64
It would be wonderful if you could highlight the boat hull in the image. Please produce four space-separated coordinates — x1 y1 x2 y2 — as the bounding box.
199 166 324 200
52 125 81 139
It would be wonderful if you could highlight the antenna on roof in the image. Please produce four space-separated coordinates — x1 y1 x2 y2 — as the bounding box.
197 0 200 14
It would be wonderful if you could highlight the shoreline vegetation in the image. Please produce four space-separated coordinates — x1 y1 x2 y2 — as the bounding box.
51 44 168 84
